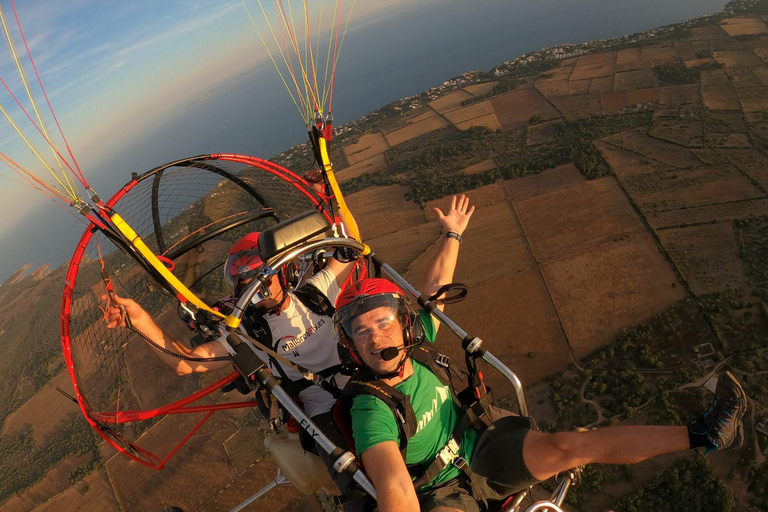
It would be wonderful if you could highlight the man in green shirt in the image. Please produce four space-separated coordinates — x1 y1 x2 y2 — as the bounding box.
333 277 747 512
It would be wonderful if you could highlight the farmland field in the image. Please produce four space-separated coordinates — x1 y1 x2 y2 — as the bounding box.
658 222 748 294
515 178 646 263
541 233 685 358
336 153 388 183
490 88 561 129
383 115 450 146
342 132 389 164
346 184 425 239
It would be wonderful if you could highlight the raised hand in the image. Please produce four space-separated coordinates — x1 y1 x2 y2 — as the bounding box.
433 194 475 236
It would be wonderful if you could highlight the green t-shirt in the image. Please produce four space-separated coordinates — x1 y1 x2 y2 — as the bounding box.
349 311 478 489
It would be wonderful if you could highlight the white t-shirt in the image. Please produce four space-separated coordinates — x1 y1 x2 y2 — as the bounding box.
224 266 346 418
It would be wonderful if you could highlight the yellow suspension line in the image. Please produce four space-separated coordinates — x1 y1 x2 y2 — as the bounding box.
0 102 78 201
320 0 339 110
249 0 310 122
0 4 77 198
283 0 317 116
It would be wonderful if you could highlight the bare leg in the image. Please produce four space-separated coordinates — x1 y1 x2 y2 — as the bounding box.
522 426 689 481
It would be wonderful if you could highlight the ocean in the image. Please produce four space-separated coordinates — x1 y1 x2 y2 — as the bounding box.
0 0 729 283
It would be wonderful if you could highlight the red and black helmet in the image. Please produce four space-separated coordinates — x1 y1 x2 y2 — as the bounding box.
224 232 264 291
334 278 416 353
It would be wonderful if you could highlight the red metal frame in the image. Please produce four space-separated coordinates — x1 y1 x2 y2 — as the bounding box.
61 154 330 469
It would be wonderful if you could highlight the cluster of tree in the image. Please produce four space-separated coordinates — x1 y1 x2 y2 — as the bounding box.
0 419 100 505
653 62 703 85
615 455 734 512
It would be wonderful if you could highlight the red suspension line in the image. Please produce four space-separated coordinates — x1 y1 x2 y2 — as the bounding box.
10 0 87 187
0 74 82 186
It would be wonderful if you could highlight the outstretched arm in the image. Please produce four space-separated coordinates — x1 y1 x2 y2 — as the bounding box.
361 441 420 512
423 194 475 316
106 295 230 375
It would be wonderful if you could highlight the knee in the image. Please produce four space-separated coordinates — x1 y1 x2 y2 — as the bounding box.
541 431 584 462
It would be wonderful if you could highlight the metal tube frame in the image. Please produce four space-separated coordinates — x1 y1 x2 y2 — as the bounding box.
224 237 578 511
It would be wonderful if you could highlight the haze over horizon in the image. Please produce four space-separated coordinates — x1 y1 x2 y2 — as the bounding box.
0 0 728 284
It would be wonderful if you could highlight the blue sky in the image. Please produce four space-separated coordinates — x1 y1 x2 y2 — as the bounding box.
0 0 728 282
0 0 412 254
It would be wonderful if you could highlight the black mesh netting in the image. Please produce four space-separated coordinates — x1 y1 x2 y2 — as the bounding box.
62 155 327 465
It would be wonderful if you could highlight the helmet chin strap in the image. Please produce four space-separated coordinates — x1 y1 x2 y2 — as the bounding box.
371 346 410 380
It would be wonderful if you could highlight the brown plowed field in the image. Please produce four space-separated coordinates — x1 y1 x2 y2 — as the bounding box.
431 268 572 396
347 184 425 239
577 52 617 66
702 68 732 86
692 25 730 40
27 469 120 512
714 50 764 67
570 63 616 81
535 77 591 97
367 221 442 274
703 84 744 110
659 222 748 294
706 132 753 147
526 120 558 145
627 87 660 105
727 67 763 88
444 101 495 125
659 84 701 106
409 203 532 283
741 96 768 112
613 69 659 91
342 132 389 165
515 177 646 262
503 164 585 203
675 42 699 61
461 158 497 176
541 232 686 358
618 164 763 212
1 371 80 445
595 141 675 178
383 115 450 146
106 412 238 511
641 45 680 63
650 119 704 147
463 81 499 97
717 147 768 189
720 17 768 36
647 197 768 229
589 76 615 93
429 90 474 113
600 130 700 168
547 92 601 119
197 455 315 512
616 60 653 73
336 153 388 183
0 454 95 512
490 87 561 129
456 112 503 131
749 64 768 86
538 66 574 82
617 48 642 65
600 90 627 113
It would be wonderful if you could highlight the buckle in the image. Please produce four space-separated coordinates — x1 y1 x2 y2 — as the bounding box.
436 437 461 466
452 456 467 469
435 354 451 368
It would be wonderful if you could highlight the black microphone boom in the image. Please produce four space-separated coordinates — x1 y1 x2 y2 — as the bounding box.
381 347 400 361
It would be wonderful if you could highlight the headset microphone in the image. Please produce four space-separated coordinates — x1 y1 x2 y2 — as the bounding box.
381 347 401 361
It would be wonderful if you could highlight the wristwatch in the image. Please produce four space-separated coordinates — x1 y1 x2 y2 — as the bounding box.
444 231 463 243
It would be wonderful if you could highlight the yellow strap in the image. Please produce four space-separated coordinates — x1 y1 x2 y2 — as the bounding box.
109 213 242 327
317 137 370 255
